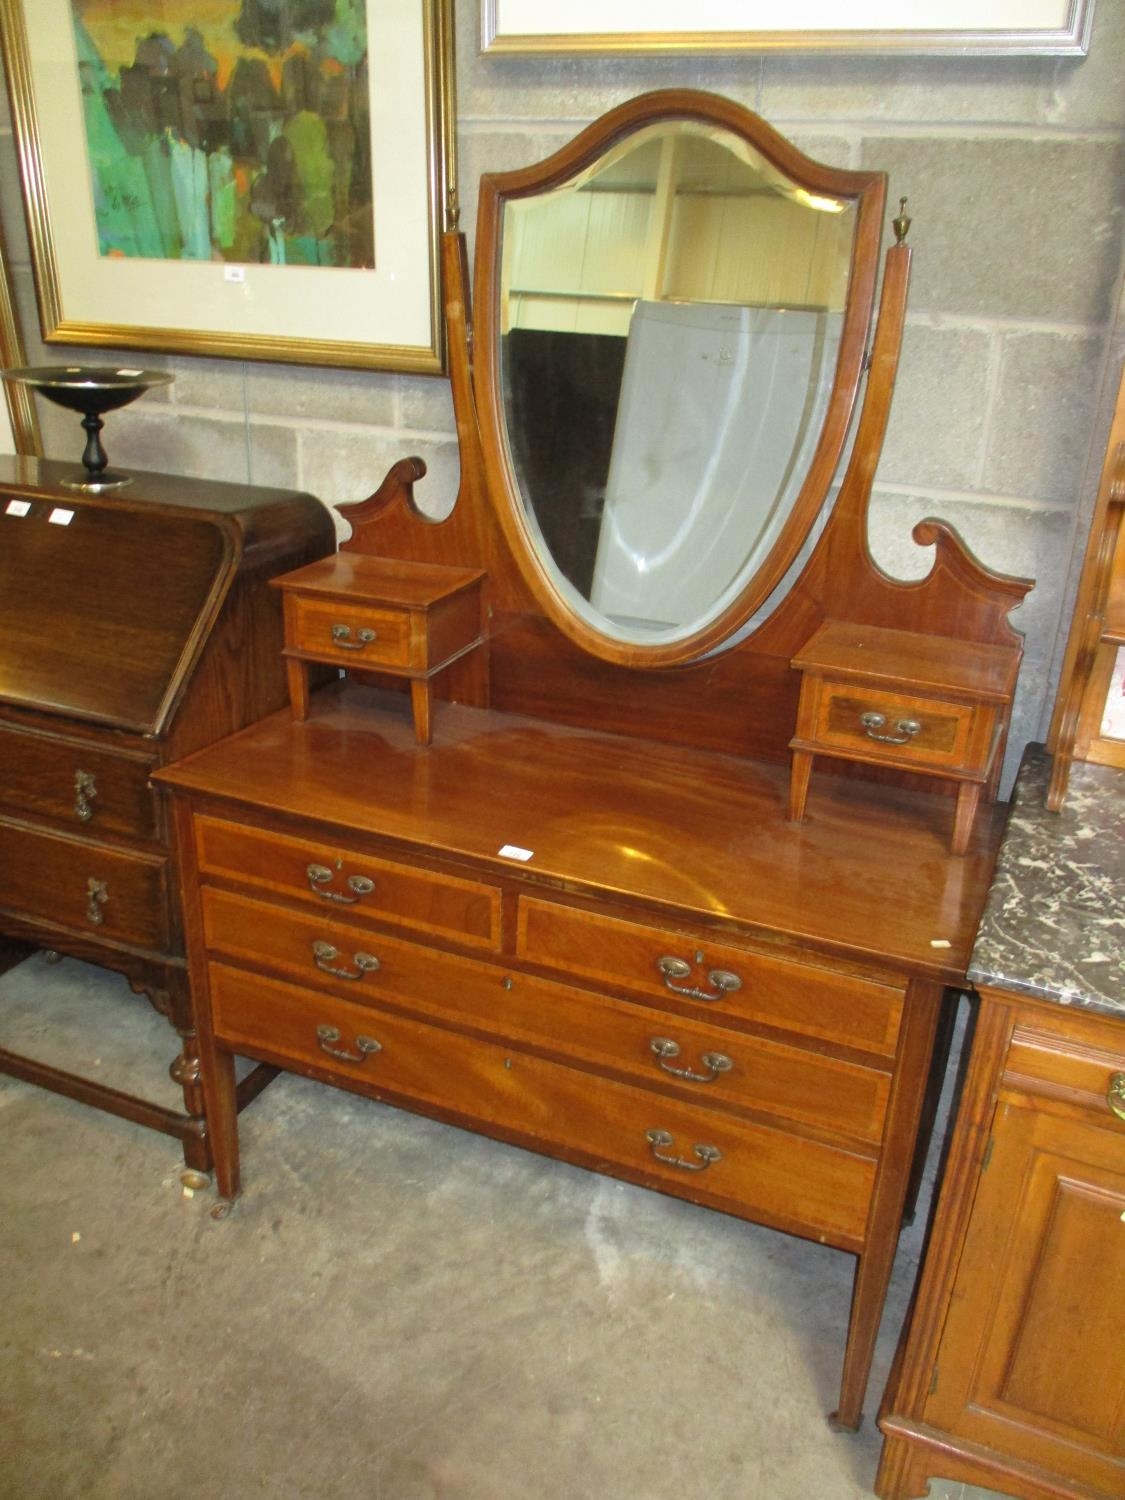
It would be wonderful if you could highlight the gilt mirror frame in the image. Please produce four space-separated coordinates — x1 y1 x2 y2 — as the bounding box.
471 90 888 669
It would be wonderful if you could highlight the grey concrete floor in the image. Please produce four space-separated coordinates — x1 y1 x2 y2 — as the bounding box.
0 955 1010 1500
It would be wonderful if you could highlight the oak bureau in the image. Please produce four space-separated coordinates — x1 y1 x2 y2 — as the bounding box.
0 454 333 1174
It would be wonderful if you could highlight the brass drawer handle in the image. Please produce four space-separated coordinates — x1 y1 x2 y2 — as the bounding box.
316 1023 381 1065
330 624 377 651
645 1128 722 1173
1108 1072 1125 1123
311 940 381 981
860 710 922 745
86 877 108 925
657 955 742 1004
74 769 97 822
306 863 375 904
650 1037 733 1084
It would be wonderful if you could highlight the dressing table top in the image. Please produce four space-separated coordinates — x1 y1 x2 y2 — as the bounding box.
157 681 1004 986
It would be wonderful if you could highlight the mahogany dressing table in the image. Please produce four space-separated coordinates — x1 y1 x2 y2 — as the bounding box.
156 93 1033 1428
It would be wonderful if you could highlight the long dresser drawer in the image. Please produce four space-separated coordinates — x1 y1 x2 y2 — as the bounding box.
194 815 501 949
201 886 893 1146
517 897 905 1057
0 819 169 950
208 961 877 1247
0 721 159 841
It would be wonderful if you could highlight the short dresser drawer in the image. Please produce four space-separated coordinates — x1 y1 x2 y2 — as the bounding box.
285 593 413 670
0 722 159 841
194 815 501 949
812 684 977 770
201 887 892 1146
209 962 877 1247
0 819 168 949
1004 1026 1125 1124
517 897 904 1057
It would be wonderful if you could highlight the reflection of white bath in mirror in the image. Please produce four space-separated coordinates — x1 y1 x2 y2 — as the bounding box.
590 300 841 633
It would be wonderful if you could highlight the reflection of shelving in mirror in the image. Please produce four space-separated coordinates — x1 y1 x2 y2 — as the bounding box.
1046 361 1125 807
1 365 173 492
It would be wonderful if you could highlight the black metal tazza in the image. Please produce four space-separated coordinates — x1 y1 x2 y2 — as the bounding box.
1 365 173 491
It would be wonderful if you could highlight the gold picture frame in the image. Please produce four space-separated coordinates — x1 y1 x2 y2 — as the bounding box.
0 215 40 456
481 0 1094 55
1 0 455 373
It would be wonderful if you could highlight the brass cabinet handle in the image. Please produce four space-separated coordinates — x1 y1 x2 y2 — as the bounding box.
649 1037 733 1084
330 624 377 651
860 710 922 745
74 769 97 822
311 940 380 981
315 1023 381 1065
306 863 375 904
645 1128 722 1173
1108 1072 1125 1123
657 955 742 1003
86 877 108 926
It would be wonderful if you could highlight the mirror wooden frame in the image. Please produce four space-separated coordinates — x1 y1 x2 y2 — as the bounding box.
472 90 887 668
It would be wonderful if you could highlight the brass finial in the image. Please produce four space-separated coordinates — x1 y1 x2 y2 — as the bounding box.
446 187 460 232
892 196 912 245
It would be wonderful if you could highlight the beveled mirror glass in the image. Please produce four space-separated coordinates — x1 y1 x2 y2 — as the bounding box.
476 94 886 665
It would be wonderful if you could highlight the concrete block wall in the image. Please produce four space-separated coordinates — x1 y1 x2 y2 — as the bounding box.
2 0 1123 782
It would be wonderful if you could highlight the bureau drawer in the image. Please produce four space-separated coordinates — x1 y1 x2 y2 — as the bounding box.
284 594 412 669
209 962 877 1247
201 887 892 1145
811 685 978 771
1004 1027 1125 1125
517 898 904 1057
194 815 501 949
0 722 158 840
0 819 169 950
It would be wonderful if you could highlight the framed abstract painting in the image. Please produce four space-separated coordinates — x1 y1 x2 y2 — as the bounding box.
0 0 455 372
481 0 1094 55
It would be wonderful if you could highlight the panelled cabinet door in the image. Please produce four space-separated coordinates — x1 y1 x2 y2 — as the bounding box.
925 1098 1125 1493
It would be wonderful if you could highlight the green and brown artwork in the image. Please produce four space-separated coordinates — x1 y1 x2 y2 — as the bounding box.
71 0 373 267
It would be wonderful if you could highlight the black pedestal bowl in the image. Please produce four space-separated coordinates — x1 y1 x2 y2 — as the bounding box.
2 365 174 491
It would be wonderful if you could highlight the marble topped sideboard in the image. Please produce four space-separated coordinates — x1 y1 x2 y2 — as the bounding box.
968 742 1125 1016
877 742 1125 1500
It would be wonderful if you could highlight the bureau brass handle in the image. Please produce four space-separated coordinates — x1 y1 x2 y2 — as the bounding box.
316 1023 381 1065
650 1037 733 1084
860 710 922 745
330 624 377 651
74 769 97 822
657 955 742 1004
645 1128 722 1173
86 877 108 926
306 864 375 904
311 940 381 981
1108 1072 1125 1123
